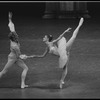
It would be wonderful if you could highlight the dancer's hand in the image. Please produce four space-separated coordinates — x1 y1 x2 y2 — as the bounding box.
19 54 27 60
8 12 13 19
65 27 72 33
68 27 72 31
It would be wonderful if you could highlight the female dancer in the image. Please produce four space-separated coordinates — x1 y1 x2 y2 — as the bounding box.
0 12 28 89
22 17 84 89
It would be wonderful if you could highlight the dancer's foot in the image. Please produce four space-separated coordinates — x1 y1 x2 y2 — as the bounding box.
60 80 64 89
21 84 28 89
79 18 84 27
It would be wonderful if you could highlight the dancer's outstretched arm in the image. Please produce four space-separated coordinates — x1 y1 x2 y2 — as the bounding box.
66 18 84 51
30 47 49 58
52 27 71 43
21 47 49 59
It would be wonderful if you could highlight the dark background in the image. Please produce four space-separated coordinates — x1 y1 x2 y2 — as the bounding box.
0 2 100 40
0 2 99 19
0 2 45 19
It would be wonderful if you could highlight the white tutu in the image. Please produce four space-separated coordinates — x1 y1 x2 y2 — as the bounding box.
57 37 67 56
57 37 68 68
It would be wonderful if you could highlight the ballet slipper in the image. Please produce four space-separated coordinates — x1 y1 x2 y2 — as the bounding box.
21 84 28 89
60 83 63 89
79 18 84 27
59 80 65 89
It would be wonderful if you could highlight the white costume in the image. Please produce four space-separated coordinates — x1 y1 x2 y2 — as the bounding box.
57 37 69 68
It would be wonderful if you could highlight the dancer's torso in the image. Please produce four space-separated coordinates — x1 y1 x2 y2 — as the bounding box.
8 41 20 59
48 42 59 55
48 39 70 57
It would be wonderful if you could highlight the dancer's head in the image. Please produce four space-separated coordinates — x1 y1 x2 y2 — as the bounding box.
43 35 53 42
8 32 19 43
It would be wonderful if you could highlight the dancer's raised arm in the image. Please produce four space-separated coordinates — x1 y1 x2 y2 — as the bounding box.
52 27 71 43
8 12 12 21
8 12 15 32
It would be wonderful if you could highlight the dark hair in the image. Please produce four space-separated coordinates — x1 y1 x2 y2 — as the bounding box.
8 32 19 43
47 34 53 42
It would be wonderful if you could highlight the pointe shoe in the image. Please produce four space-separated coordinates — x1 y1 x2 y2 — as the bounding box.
79 18 84 26
59 81 65 89
60 84 62 89
21 84 28 89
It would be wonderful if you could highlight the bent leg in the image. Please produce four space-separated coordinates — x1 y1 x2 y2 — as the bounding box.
16 59 28 89
0 58 16 78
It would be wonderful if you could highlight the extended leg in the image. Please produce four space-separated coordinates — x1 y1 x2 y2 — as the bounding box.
66 18 84 51
16 59 28 89
0 58 15 78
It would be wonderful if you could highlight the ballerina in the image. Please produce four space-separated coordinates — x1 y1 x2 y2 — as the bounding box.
21 17 84 89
